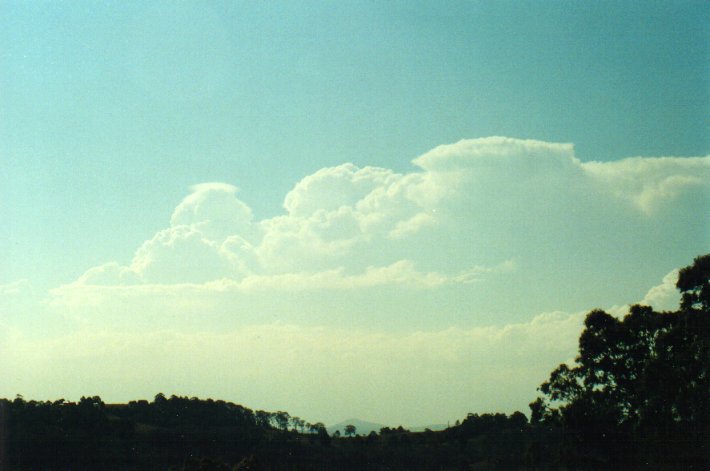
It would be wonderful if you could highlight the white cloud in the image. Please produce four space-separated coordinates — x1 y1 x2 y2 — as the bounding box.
63 137 707 323
583 156 709 214
283 164 401 217
237 260 450 291
412 136 580 174
49 259 509 317
130 225 247 283
639 269 680 311
387 212 436 239
256 166 434 273
170 183 254 242
76 262 141 286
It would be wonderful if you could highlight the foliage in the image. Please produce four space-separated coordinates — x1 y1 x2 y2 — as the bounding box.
530 254 709 468
677 253 710 311
1 393 532 470
344 424 357 437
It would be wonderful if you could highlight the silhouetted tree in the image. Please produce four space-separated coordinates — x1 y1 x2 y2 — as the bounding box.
677 254 710 311
255 410 271 428
273 411 290 431
531 254 710 468
309 422 330 445
344 424 357 437
290 415 305 433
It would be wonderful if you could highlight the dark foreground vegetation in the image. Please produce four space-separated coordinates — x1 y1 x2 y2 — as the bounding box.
2 255 708 470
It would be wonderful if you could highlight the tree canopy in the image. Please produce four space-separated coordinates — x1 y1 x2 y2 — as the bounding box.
530 254 709 468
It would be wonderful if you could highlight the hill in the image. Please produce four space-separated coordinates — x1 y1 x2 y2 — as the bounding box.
327 418 386 435
328 418 449 435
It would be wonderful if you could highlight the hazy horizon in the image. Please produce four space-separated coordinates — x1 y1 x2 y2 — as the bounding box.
1 1 708 426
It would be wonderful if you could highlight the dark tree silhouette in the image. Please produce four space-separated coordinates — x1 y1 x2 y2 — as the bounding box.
273 411 290 431
255 409 271 428
677 253 710 310
530 254 710 468
344 424 356 437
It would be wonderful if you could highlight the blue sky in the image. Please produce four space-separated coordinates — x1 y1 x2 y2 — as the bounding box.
0 1 708 425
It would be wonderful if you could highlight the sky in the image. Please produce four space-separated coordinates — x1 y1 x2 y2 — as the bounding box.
0 1 708 427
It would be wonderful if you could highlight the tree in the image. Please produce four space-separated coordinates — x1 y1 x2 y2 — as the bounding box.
273 411 290 431
533 307 671 429
154 393 167 404
530 254 709 467
291 416 305 433
307 422 330 445
254 410 271 428
309 422 325 434
658 254 710 428
677 254 710 311
344 424 356 437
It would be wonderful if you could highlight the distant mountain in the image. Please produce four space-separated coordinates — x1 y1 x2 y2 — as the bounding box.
328 419 449 436
327 418 386 436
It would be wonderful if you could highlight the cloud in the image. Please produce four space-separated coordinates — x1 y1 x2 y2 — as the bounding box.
583 156 709 214
283 164 401 217
76 262 141 286
48 260 514 323
59 137 707 321
412 138 708 214
256 166 434 273
639 269 681 311
412 136 580 174
170 183 254 242
130 225 247 283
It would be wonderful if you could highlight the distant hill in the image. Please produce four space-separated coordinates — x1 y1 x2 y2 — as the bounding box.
328 419 449 435
327 418 386 436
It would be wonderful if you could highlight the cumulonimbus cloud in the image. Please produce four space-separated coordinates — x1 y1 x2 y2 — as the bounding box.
65 137 708 294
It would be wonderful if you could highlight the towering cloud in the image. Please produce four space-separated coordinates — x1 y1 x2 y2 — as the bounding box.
61 138 706 310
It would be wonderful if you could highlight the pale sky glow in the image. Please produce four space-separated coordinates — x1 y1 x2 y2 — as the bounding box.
1 1 708 426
